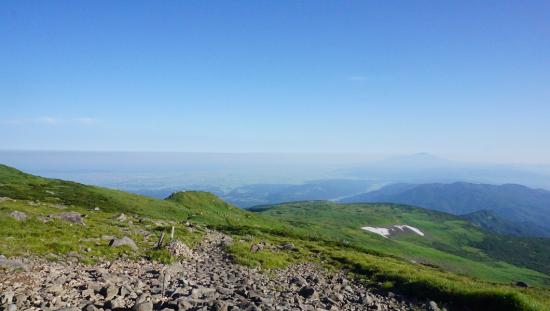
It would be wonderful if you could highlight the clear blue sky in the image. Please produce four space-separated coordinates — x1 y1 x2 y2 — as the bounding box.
1 1 549 163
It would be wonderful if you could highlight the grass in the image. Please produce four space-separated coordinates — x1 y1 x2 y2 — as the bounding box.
2 164 550 310
252 201 550 287
0 198 204 264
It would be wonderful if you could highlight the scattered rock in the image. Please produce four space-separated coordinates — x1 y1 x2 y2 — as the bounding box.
515 281 529 288
0 229 421 311
0 257 27 271
250 243 263 253
109 236 138 251
46 284 63 294
165 262 185 275
429 300 441 311
116 213 127 222
49 212 85 225
281 243 297 251
166 240 193 258
37 216 50 223
0 197 13 203
8 211 27 221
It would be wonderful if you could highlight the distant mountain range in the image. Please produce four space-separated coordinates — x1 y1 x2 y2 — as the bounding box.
342 182 550 237
222 179 373 208
334 153 550 190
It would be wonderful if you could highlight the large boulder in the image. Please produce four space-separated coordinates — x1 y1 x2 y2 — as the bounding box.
298 286 318 300
8 211 27 221
132 301 153 311
100 285 119 300
109 236 138 251
49 212 85 225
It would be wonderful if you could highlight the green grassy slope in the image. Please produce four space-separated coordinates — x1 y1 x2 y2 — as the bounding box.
251 201 550 286
1 164 550 310
0 164 301 262
343 182 550 237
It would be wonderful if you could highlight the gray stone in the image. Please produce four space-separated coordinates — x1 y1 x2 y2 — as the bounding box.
13 294 27 305
8 211 27 221
298 286 318 300
83 304 98 311
46 284 64 294
49 212 85 225
0 291 14 304
132 301 153 311
281 243 297 251
250 244 263 253
105 297 125 309
100 285 119 300
165 262 185 274
109 236 138 251
289 276 308 287
429 300 441 311
116 213 127 222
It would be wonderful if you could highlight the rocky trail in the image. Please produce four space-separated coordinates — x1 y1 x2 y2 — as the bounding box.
1 230 436 311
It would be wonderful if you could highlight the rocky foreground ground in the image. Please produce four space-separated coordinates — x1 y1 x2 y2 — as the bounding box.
0 230 440 311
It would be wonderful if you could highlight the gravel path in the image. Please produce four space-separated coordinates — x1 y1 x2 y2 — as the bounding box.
0 230 432 311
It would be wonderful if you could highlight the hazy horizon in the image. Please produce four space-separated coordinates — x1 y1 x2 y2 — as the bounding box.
2 150 550 193
1 149 550 166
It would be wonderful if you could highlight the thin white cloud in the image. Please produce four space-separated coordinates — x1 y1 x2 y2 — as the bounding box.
72 117 97 125
35 116 59 125
347 75 368 81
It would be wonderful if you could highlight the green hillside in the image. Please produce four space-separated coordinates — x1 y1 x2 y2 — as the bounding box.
2 164 550 311
251 201 550 284
343 182 550 237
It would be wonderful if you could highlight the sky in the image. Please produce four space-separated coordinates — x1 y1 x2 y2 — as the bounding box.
1 1 549 163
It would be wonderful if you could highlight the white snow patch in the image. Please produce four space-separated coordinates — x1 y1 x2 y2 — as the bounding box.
361 224 425 238
394 225 425 236
361 226 391 238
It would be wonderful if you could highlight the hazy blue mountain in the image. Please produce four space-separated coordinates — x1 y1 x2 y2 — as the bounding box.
335 153 550 190
223 179 372 208
461 210 550 237
342 182 550 237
